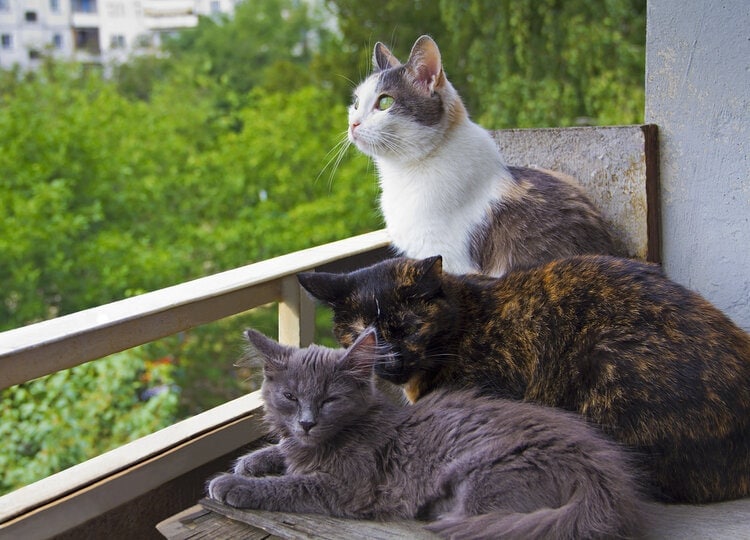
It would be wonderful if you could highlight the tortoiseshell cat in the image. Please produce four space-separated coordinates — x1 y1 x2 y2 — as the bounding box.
208 328 642 539
348 35 618 276
298 255 750 504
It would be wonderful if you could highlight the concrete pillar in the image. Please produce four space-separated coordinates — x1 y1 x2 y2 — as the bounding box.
646 0 750 330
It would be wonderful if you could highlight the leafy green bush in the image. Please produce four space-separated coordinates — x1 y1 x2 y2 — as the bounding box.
0 349 177 494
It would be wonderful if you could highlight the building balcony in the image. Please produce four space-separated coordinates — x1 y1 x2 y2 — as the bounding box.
71 0 98 28
143 0 198 30
142 0 196 16
144 15 198 31
0 125 747 539
0 125 658 538
73 27 100 55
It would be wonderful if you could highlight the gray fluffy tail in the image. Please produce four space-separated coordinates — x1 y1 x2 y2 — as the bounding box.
425 487 641 540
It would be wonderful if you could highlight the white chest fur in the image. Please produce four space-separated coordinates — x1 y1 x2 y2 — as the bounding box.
375 121 514 275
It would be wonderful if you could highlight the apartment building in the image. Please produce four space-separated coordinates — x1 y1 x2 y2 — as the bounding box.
0 0 238 69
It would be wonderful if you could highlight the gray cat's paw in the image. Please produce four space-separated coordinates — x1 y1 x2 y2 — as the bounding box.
207 473 257 508
233 448 286 477
233 454 264 476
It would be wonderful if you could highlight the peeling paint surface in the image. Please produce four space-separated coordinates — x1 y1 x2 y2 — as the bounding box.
646 0 750 331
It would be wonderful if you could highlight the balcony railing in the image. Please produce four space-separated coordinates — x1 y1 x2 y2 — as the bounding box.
0 230 391 539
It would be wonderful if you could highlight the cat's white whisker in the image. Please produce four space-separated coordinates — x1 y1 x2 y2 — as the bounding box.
316 132 353 188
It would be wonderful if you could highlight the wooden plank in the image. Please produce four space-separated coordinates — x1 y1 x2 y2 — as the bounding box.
0 230 391 390
491 125 660 262
278 276 315 348
157 504 277 540
641 124 662 263
200 498 439 540
157 497 750 540
643 498 750 539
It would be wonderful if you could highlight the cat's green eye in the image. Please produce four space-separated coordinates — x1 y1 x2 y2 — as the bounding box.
283 392 297 402
377 95 395 111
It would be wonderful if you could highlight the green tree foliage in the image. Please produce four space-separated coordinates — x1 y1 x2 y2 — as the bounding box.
328 0 646 127
324 0 449 94
0 0 645 495
164 0 335 95
0 6 377 495
0 349 177 494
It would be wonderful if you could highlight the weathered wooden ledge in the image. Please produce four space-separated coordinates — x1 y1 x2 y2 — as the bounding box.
157 496 750 540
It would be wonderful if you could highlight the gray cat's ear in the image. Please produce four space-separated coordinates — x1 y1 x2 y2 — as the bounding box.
339 327 378 379
297 271 350 307
405 35 444 93
373 42 401 71
242 329 290 372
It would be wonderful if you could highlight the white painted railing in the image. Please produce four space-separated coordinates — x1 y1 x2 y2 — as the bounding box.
0 230 391 539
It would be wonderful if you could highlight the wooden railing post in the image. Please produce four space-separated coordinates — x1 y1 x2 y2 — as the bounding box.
278 275 315 347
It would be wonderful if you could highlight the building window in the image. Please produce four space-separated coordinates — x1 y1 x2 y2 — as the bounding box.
0 0 9 12
52 33 63 49
75 28 101 54
25 11 38 22
73 0 97 13
50 0 61 12
210 1 221 14
29 49 41 60
134 34 152 48
1 34 12 49
110 34 125 49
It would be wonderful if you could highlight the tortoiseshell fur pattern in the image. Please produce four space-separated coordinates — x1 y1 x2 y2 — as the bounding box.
298 255 750 503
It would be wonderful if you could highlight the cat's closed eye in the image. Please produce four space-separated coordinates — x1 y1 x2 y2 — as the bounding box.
283 392 297 402
321 397 339 406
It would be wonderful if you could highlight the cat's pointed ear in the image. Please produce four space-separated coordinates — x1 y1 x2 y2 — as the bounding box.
339 327 378 379
408 255 444 299
242 329 290 372
298 271 351 307
373 42 401 71
405 35 444 94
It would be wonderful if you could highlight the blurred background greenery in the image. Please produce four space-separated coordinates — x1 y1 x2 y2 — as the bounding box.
0 0 646 494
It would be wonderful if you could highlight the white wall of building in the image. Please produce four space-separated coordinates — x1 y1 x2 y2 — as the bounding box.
0 0 73 69
0 0 238 69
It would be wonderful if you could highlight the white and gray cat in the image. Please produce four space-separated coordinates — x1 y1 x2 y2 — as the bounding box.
348 35 617 276
208 328 643 539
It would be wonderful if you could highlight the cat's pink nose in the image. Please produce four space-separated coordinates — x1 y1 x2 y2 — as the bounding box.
350 121 360 132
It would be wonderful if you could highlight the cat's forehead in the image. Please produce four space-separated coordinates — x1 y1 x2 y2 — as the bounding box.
292 344 339 371
377 65 423 95
356 67 425 100
344 261 423 310
354 74 379 101
349 263 396 294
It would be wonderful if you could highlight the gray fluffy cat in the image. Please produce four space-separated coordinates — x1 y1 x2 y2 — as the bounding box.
208 328 643 539
348 35 618 276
